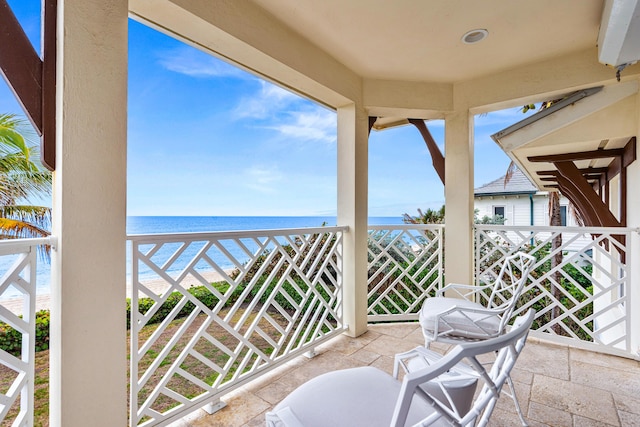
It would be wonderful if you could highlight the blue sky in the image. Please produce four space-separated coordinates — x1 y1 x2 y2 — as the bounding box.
2 1 532 217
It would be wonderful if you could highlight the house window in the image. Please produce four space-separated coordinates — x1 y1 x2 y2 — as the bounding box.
560 205 567 226
493 206 505 218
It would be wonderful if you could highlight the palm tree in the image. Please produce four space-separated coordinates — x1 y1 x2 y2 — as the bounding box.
0 114 52 239
403 206 445 224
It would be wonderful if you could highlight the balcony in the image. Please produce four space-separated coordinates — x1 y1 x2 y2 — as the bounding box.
0 224 638 425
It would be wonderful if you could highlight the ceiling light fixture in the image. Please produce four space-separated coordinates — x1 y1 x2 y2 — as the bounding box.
462 29 488 44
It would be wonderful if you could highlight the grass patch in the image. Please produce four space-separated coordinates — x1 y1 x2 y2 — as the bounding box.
2 301 302 426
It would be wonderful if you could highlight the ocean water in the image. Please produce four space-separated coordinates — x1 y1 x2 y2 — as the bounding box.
127 216 402 234
2 216 404 298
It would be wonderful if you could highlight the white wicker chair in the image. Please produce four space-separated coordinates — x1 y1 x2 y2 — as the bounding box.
265 310 535 427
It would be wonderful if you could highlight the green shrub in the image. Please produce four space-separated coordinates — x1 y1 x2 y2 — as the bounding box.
0 310 50 357
126 281 239 329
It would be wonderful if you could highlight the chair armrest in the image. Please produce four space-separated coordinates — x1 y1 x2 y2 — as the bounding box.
436 282 491 298
393 346 440 378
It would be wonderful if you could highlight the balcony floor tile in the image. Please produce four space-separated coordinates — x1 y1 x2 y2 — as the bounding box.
173 323 640 427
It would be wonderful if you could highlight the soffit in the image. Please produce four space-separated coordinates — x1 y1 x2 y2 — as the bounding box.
510 137 632 189
249 0 603 83
493 85 638 190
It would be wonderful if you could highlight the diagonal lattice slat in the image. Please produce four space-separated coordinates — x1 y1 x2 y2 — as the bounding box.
0 238 49 427
474 225 634 352
367 225 444 321
129 227 345 426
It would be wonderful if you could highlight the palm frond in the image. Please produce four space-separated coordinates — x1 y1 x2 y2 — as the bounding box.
503 161 518 187
0 217 50 239
568 203 585 227
0 205 51 229
0 114 34 160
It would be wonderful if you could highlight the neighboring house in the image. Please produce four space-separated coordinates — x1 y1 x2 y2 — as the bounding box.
474 169 577 227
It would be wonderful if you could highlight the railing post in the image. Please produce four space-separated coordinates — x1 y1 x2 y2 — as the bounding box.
23 246 37 424
629 230 640 355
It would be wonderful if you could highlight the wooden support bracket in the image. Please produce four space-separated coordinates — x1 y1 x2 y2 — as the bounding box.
0 0 56 171
554 161 621 227
408 119 445 185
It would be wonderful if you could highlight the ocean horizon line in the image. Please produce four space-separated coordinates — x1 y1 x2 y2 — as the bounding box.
126 215 404 218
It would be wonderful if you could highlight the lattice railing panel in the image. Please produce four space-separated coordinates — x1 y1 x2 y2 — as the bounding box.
0 238 49 426
475 225 634 352
367 225 443 321
129 227 345 426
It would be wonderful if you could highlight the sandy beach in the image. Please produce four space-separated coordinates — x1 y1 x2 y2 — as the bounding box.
0 270 230 316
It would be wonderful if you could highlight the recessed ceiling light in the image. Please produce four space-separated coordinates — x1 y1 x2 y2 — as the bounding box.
462 29 488 44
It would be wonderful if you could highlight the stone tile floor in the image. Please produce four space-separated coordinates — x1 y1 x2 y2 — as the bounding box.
172 323 640 427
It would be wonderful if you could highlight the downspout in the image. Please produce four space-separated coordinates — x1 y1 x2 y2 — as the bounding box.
529 194 534 246
529 194 534 226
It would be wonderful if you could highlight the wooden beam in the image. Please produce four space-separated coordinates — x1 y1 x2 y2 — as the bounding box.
540 174 601 182
368 116 376 136
41 0 57 171
605 137 636 178
0 0 43 133
536 167 608 176
621 166 627 227
528 148 624 163
408 118 445 185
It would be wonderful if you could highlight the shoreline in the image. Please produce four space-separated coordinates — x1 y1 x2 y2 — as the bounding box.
0 270 230 316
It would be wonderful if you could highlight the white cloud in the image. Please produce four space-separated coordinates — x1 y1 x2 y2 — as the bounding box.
269 109 336 143
157 46 245 78
243 165 283 194
233 80 337 143
233 81 299 119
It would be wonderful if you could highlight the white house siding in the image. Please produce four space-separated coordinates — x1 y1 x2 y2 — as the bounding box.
475 194 538 226
474 193 579 227
533 195 547 226
475 193 592 254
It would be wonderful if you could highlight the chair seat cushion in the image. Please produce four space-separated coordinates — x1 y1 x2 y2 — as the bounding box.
266 366 446 427
419 297 501 339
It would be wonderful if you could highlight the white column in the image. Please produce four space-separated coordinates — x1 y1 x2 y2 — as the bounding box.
628 93 640 355
444 110 475 286
50 0 128 425
337 103 369 337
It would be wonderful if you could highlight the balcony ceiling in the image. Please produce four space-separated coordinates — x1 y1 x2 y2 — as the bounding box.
250 0 604 83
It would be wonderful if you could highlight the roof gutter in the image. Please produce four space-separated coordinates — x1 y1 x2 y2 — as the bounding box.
491 86 603 142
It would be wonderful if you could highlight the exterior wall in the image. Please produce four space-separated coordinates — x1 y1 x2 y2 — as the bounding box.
475 194 537 225
475 193 578 226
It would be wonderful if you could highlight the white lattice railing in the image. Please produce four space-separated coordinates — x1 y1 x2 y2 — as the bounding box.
128 227 345 426
475 225 637 354
0 237 50 426
367 225 444 321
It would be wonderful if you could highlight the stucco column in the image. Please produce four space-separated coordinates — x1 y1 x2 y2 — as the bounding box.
444 110 475 286
50 0 128 425
337 103 369 337
629 92 640 354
